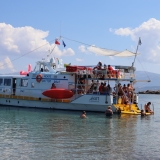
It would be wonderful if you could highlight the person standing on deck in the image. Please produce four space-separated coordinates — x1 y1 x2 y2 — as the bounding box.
99 82 104 95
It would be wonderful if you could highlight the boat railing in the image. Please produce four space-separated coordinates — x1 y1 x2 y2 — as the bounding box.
65 64 136 80
73 70 135 81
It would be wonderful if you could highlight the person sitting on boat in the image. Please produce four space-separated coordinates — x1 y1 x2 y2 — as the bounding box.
144 102 154 114
93 61 102 70
93 61 102 77
80 111 87 118
105 106 113 117
107 65 114 78
121 95 129 105
141 109 146 116
51 83 56 89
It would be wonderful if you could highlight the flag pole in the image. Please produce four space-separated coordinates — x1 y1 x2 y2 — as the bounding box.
49 36 62 55
132 37 141 67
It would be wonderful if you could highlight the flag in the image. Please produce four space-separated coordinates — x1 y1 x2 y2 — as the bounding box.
55 39 60 45
138 37 142 45
62 40 66 47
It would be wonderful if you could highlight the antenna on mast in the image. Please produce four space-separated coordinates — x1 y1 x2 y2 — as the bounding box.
132 37 142 67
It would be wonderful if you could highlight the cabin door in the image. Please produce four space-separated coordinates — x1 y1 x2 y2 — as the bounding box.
12 78 16 95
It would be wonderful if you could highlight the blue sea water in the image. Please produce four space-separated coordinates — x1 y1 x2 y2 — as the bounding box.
0 94 160 160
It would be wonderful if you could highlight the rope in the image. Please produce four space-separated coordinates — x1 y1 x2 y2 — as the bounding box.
136 57 151 81
61 36 120 52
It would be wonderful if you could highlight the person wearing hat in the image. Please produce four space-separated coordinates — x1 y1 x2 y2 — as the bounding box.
105 106 113 117
80 111 87 118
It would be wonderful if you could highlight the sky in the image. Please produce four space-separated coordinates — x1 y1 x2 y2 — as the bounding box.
0 0 160 75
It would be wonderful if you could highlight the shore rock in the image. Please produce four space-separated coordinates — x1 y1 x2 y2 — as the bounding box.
138 90 160 94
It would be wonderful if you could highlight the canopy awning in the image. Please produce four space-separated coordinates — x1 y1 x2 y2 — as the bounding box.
87 46 137 57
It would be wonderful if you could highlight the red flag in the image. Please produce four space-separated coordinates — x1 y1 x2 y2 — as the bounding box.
55 39 60 45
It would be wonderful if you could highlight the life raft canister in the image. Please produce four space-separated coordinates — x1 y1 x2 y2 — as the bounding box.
36 74 42 82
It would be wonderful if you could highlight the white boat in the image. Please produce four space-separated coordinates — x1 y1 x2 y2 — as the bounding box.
0 41 143 114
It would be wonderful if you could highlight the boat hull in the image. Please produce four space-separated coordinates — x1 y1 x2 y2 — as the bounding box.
0 94 116 112
0 98 114 112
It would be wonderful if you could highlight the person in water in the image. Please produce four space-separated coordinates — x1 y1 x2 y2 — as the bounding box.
51 83 56 89
144 102 154 114
141 109 146 116
80 111 87 118
105 106 113 116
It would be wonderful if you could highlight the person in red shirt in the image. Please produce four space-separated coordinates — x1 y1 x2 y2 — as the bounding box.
99 82 104 94
108 65 114 78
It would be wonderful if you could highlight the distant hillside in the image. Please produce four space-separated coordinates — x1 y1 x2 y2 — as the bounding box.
135 71 160 91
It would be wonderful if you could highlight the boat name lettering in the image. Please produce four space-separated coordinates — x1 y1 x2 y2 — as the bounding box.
53 80 60 83
20 90 24 92
89 97 99 102
42 79 51 82
44 75 51 78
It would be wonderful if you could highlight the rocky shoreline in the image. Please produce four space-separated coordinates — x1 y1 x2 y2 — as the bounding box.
138 90 160 94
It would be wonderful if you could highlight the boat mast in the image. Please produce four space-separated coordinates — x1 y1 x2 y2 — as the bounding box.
132 37 142 67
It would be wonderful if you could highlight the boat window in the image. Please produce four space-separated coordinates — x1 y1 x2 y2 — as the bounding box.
44 65 49 72
40 64 44 72
52 64 56 69
31 82 34 88
4 79 11 86
34 65 39 72
0 78 3 86
21 79 28 87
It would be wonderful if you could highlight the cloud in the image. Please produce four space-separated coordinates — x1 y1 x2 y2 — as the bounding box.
62 48 75 56
0 62 4 69
0 23 75 59
79 45 93 55
0 23 49 57
78 45 87 52
110 18 160 63
76 58 83 62
0 56 15 71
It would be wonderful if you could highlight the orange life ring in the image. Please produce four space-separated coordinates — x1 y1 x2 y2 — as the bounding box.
36 74 42 82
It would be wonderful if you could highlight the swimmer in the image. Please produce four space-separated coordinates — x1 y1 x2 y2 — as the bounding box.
141 109 146 116
105 106 113 117
80 111 87 118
